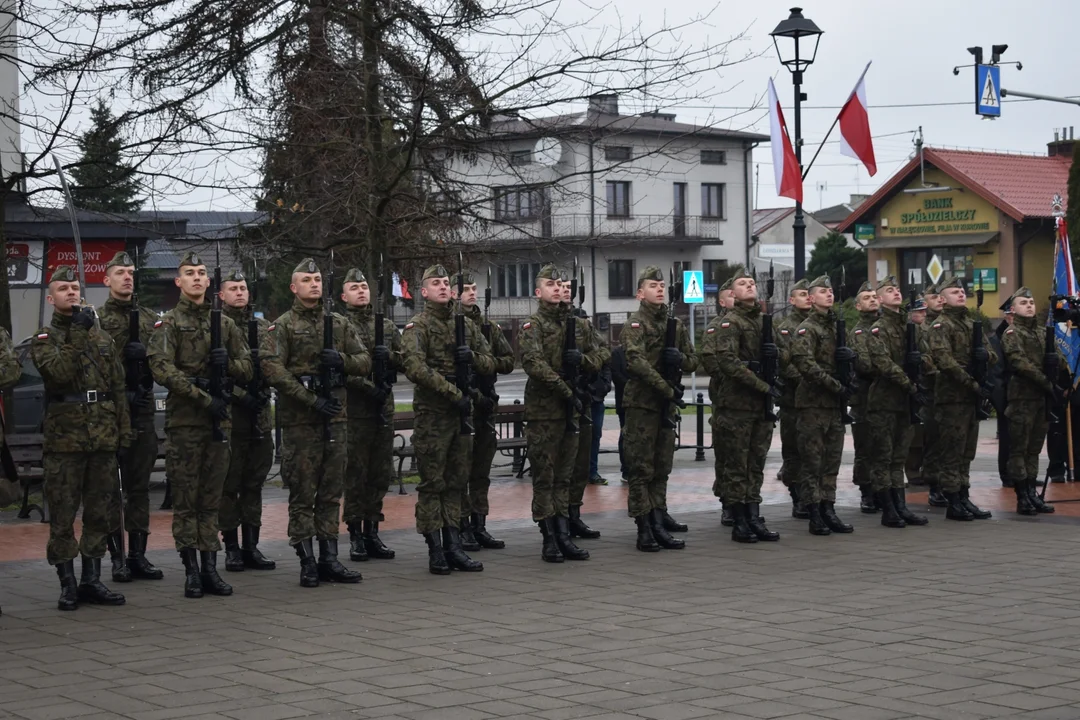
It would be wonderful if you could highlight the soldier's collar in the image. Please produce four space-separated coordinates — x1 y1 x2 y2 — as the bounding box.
639 299 667 318
347 303 373 317
178 294 209 311
943 305 968 317
424 300 453 319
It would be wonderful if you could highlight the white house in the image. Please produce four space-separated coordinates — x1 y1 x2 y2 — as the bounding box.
445 94 767 323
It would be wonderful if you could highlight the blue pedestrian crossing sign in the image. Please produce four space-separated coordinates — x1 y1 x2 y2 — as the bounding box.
976 64 1001 117
682 270 704 304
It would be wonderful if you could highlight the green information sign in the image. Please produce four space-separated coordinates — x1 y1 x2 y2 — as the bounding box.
854 224 875 241
974 268 998 292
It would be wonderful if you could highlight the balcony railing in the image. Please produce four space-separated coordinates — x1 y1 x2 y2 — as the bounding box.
472 213 725 245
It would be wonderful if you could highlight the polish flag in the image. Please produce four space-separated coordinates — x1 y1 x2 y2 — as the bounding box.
767 77 802 203
838 62 877 177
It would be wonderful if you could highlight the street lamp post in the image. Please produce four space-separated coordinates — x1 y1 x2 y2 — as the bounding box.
771 7 823 280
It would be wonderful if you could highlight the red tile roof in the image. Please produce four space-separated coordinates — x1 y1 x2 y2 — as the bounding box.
837 147 1071 232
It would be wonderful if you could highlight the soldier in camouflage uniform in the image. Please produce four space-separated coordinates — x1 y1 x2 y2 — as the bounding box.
1000 287 1059 516
218 270 276 572
33 266 132 611
621 266 698 551
263 259 369 587
700 268 780 543
776 278 811 519
453 272 515 550
401 264 494 574
790 275 855 536
341 268 401 561
98 251 164 583
149 251 252 598
714 276 736 527
847 281 881 514
520 265 597 562
864 276 929 528
919 284 949 508
926 274 996 521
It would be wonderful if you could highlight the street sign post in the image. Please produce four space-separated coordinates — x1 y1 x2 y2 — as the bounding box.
976 64 1001 117
682 270 704 399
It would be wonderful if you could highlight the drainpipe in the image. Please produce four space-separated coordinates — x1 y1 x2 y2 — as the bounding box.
589 138 597 313
744 141 759 269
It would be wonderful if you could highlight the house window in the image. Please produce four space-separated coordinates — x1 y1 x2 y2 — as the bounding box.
605 146 633 162
608 259 635 298
703 259 728 288
509 150 532 166
700 150 727 165
606 181 631 217
701 183 725 219
495 262 543 297
493 186 544 221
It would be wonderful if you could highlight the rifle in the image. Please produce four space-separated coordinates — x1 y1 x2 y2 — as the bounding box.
248 259 266 441
209 244 227 443
760 263 779 422
1044 321 1062 424
834 268 856 425
475 266 499 430
659 267 684 430
373 254 395 428
126 245 153 421
969 282 993 420
454 252 474 435
563 259 581 435
903 291 924 425
320 251 338 442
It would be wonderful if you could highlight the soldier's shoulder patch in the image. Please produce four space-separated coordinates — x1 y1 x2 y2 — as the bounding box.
720 321 730 329
780 329 789 336
404 322 415 330
35 331 48 339
797 328 807 335
630 322 640 329
706 327 716 334
267 324 276 332
153 320 163 328
1005 327 1014 335
522 322 531 330
932 322 942 329
854 329 863 335
871 327 880 335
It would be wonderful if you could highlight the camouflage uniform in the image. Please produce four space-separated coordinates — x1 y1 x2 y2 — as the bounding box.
621 267 697 550
567 315 610 527
263 259 370 586
848 300 880 494
400 264 493 573
33 265 132 610
341 267 402 560
219 277 276 571
913 291 944 498
775 291 809 495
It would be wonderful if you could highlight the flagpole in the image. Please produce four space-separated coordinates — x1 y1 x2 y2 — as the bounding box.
801 61 873 182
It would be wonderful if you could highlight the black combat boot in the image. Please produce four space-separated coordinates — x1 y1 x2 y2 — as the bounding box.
1026 479 1055 514
807 502 831 536
959 487 992 519
459 516 481 552
442 526 484 571
1014 481 1037 516
746 503 779 541
179 548 203 597
77 556 126 605
347 522 369 562
317 539 363 583
660 509 688 533
363 519 397 558
859 486 879 514
568 505 601 539
160 480 172 510
650 508 686 549
472 513 505 549
55 560 78 611
425 532 451 575
127 531 164 579
635 514 660 552
928 482 949 508
790 486 809 520
554 516 590 559
106 531 132 583
892 488 928 526
199 551 234 595
222 528 244 572
539 518 564 563
730 502 757 544
720 502 735 527
943 491 974 521
876 489 905 528
1001 476 1015 488
821 501 854 533
295 539 320 587
241 525 276 569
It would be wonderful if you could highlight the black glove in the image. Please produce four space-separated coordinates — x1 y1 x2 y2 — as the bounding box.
767 385 782 399
454 345 473 365
208 397 229 420
562 348 583 367
373 345 391 363
71 307 95 330
973 346 989 364
471 390 494 413
209 347 228 369
672 395 687 409
455 394 472 416
662 347 683 369
571 394 584 416
320 348 343 369
834 346 856 363
237 391 268 412
125 389 153 410
124 342 147 361
313 396 343 418
761 343 779 360
369 385 389 407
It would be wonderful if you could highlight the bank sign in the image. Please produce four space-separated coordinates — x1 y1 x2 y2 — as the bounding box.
886 196 992 236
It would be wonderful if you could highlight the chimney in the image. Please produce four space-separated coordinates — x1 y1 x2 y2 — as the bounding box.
849 193 870 208
1048 127 1077 158
588 93 619 116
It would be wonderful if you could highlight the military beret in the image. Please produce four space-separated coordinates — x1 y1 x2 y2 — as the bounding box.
223 269 246 283
876 275 899 291
789 278 810 293
422 264 449 281
49 265 76 283
924 283 940 295
718 277 734 292
909 295 928 312
343 268 367 285
293 258 320 275
857 281 875 295
105 251 134 270
1014 286 1033 299
731 267 754 282
637 266 664 287
809 275 832 290
999 295 1014 314
938 274 965 291
536 264 565 282
452 272 475 287
179 251 205 269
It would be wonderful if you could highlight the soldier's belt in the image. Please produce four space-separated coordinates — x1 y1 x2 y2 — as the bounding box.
295 374 344 391
51 390 105 404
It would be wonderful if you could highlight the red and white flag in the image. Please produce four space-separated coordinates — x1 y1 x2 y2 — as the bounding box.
767 77 802 203
838 61 877 177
